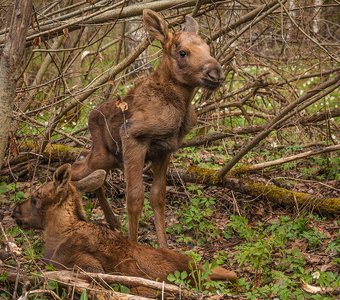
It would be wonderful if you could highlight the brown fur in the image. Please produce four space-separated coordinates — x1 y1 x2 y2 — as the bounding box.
71 10 223 248
12 164 237 287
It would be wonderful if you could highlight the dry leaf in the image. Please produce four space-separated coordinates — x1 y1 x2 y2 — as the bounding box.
115 99 128 112
7 242 22 256
301 281 340 295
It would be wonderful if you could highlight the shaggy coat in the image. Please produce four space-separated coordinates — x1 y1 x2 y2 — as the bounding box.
13 164 237 286
71 9 223 248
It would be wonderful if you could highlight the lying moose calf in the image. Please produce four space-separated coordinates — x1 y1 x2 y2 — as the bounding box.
12 164 237 292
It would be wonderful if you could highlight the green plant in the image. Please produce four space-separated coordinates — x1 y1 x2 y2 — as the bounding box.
167 270 190 286
80 289 88 300
167 185 219 245
226 214 338 299
167 252 231 294
0 272 8 282
225 215 253 242
0 182 28 202
111 283 130 294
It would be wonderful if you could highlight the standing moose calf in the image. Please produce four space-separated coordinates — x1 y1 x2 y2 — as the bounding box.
12 164 237 294
71 9 223 247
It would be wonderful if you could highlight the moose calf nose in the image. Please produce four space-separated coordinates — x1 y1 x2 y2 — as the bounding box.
206 69 220 81
204 63 223 82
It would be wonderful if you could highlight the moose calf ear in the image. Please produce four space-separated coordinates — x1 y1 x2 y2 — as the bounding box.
143 9 170 45
53 164 72 196
184 15 199 34
73 169 106 193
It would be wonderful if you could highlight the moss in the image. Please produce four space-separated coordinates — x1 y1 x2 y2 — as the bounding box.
182 166 340 214
187 165 221 185
20 140 84 162
238 179 340 214
228 165 253 175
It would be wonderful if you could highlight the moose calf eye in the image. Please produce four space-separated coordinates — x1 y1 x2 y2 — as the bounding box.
179 50 188 57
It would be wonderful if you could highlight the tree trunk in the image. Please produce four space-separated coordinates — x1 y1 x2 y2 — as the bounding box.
0 0 32 169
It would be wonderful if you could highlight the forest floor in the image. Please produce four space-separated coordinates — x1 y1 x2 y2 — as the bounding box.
0 161 339 299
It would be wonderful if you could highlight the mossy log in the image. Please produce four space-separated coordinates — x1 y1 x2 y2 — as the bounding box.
19 140 84 162
172 166 340 214
12 142 340 213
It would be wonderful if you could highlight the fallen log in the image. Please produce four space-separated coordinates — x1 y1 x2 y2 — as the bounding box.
18 140 84 162
5 143 340 214
3 140 84 168
171 166 340 214
41 270 204 300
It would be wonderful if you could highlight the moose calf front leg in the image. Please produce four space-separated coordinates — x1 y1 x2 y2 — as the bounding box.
122 135 147 242
150 154 170 248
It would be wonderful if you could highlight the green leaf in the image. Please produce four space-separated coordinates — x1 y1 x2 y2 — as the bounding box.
167 274 176 282
80 289 88 300
45 264 56 271
120 285 130 293
181 271 188 280
46 280 58 291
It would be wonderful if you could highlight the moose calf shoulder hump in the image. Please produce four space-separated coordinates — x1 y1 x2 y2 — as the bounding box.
71 9 223 247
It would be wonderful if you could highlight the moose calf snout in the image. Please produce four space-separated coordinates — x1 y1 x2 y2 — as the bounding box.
205 67 222 82
202 61 223 89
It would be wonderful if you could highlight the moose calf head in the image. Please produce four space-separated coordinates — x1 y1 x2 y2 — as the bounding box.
143 9 223 90
12 164 106 229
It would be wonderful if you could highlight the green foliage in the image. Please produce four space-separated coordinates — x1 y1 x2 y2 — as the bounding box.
45 264 57 271
140 199 154 225
227 214 338 299
167 252 232 294
0 182 28 202
0 272 8 282
111 283 130 294
225 215 253 241
167 270 189 286
80 289 88 300
46 280 59 292
167 185 219 245
175 146 227 170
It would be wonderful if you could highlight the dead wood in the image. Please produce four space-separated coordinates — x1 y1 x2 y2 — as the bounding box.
231 144 340 174
211 0 286 42
170 166 340 214
301 282 340 295
0 0 219 47
182 107 340 148
0 141 84 175
218 74 340 177
18 140 84 162
41 270 204 300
